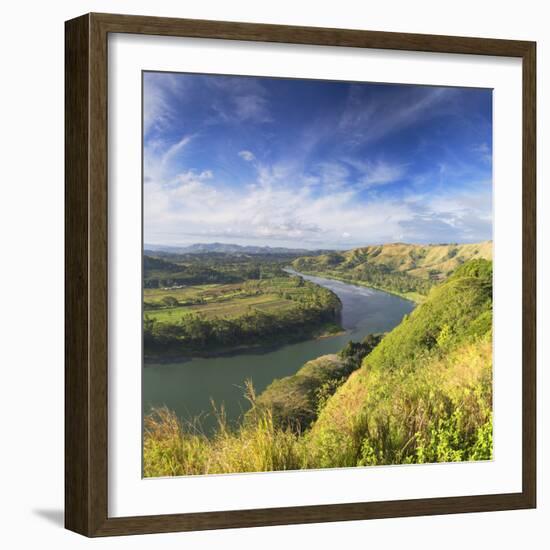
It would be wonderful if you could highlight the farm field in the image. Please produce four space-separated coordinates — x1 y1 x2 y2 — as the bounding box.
145 289 296 322
144 278 317 322
143 269 343 356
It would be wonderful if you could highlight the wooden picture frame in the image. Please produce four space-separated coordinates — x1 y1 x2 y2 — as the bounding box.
65 12 536 537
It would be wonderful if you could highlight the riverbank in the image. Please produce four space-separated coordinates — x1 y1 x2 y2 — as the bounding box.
144 320 344 364
285 268 424 304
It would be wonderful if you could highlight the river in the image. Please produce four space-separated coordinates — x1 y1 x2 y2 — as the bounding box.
143 271 415 434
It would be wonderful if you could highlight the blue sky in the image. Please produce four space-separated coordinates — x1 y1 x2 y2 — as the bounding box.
143 71 492 250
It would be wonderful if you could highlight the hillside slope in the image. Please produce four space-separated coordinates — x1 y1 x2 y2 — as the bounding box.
294 241 492 280
250 335 382 432
306 259 493 467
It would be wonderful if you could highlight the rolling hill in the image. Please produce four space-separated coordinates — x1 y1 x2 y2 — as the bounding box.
292 241 492 301
306 259 493 467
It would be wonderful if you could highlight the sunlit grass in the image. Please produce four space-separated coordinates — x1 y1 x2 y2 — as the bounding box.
144 382 307 476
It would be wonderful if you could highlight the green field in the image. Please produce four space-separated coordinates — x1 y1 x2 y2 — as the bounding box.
145 290 296 322
144 279 314 322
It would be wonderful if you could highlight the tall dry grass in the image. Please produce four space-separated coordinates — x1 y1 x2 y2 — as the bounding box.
143 381 307 477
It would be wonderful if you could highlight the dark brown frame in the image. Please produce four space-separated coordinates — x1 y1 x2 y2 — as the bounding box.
65 12 537 537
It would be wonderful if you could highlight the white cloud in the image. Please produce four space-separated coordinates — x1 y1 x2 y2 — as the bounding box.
175 169 213 184
339 158 406 189
145 164 415 248
143 73 188 137
399 184 492 243
143 82 171 137
161 135 193 167
233 95 272 123
145 149 491 248
143 134 195 186
316 162 350 190
238 150 255 162
256 162 294 187
360 160 406 187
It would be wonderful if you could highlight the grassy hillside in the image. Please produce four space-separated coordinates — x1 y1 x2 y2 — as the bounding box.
143 259 493 475
306 259 493 466
291 241 492 301
250 335 382 432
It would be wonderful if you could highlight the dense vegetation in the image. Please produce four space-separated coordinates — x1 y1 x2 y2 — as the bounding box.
143 259 493 475
249 334 382 432
144 252 290 288
144 255 342 357
292 241 492 301
307 259 493 466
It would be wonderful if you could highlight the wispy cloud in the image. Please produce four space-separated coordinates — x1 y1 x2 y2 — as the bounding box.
143 134 195 186
145 172 399 247
143 73 188 138
208 76 272 124
238 150 255 162
314 162 350 190
399 186 492 243
161 135 193 167
339 86 452 147
361 161 406 187
342 158 407 188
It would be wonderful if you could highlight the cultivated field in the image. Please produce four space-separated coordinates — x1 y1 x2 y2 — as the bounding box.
144 279 310 322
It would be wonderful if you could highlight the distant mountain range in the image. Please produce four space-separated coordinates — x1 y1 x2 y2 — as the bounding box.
144 242 329 256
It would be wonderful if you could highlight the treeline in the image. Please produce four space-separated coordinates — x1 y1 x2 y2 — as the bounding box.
345 262 432 294
292 257 433 297
144 281 342 356
144 253 291 288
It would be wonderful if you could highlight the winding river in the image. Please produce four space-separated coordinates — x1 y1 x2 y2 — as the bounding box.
143 271 415 434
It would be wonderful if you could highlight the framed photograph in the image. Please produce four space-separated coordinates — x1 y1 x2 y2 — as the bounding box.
65 13 536 537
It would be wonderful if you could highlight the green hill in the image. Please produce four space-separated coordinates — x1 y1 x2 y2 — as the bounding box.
291 241 492 301
306 259 493 467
